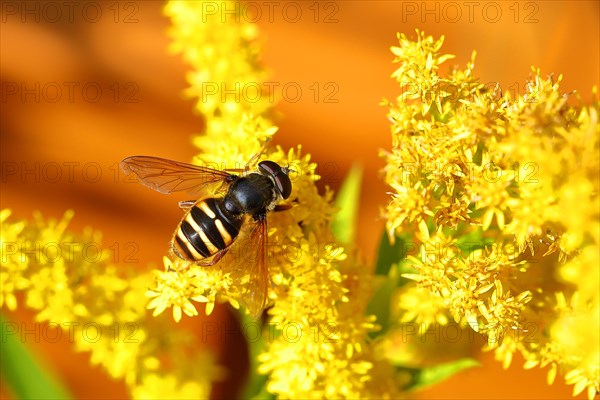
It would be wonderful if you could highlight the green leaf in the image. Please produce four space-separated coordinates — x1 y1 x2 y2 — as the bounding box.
332 165 363 244
250 383 276 400
403 358 479 391
367 230 418 338
452 227 484 244
374 230 408 276
365 274 397 338
454 228 494 254
473 142 484 165
0 313 72 399
238 310 270 400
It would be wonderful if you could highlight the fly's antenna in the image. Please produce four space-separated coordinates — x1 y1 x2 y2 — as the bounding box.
282 164 295 175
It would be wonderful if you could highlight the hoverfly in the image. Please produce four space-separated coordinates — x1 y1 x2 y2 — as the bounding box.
120 153 293 316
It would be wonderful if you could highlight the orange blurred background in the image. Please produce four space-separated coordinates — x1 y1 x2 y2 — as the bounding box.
1 1 598 399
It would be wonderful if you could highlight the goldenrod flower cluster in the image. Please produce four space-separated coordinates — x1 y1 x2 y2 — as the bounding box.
164 0 273 161
0 210 222 398
382 30 599 399
4 4 596 398
145 1 400 398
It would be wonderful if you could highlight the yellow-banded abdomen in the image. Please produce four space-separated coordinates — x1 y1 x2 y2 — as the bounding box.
173 198 243 262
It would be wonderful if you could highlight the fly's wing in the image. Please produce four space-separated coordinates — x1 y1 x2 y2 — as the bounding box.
120 156 234 197
233 216 268 318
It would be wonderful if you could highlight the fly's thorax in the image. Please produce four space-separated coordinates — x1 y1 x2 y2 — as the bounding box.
223 174 277 216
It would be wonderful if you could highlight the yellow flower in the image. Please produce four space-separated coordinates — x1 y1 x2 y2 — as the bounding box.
258 254 395 398
131 350 224 400
164 0 273 150
148 3 401 397
0 210 219 398
551 292 600 399
1 209 30 310
147 257 203 321
131 374 203 400
383 30 599 398
392 285 449 332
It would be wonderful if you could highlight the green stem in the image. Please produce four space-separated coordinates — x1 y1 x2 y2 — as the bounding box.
236 311 273 400
0 313 72 399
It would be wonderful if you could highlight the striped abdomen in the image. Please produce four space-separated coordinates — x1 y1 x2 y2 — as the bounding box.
173 198 242 262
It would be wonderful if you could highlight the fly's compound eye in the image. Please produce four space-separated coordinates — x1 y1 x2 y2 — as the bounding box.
258 160 293 199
